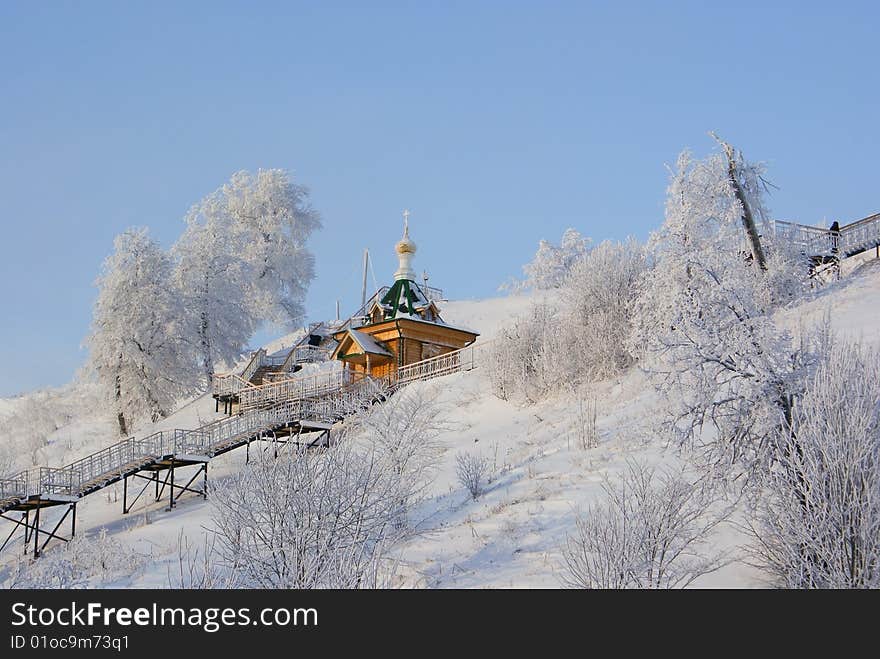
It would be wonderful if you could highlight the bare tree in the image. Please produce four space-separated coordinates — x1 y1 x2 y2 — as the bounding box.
561 461 732 589
349 386 446 528
456 451 491 500
169 531 237 589
208 441 402 589
748 340 880 588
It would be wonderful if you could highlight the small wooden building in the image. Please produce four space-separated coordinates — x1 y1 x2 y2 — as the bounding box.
331 219 479 380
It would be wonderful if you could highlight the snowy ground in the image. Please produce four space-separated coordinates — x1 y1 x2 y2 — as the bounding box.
1 258 879 588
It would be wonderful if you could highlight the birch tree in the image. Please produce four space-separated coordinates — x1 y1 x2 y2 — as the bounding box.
173 191 257 378
173 169 321 377
87 228 197 436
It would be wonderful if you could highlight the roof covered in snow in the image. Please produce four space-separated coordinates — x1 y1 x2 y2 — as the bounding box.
346 329 394 357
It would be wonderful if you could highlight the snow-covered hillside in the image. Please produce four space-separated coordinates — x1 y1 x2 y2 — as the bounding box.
1 262 879 588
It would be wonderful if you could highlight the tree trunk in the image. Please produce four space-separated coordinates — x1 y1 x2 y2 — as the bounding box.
711 133 767 271
200 310 213 380
115 373 128 436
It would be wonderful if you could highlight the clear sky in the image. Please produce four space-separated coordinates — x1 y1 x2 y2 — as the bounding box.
1 1 878 396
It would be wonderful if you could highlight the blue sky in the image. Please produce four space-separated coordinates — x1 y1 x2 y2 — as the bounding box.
1 1 878 396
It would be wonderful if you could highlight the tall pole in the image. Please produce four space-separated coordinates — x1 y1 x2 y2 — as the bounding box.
361 248 369 308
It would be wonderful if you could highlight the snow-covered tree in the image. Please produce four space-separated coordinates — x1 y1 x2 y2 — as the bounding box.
209 441 402 589
349 386 445 528
173 169 320 377
507 227 590 291
173 191 258 378
488 302 568 402
629 149 811 475
225 169 320 325
561 461 731 589
0 437 14 476
87 228 197 436
749 340 880 588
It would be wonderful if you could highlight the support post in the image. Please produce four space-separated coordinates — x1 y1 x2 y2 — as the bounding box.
0 514 22 552
203 463 208 500
33 503 41 559
39 504 74 555
123 475 128 514
167 459 175 511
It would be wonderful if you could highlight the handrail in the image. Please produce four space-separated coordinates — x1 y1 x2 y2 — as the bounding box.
211 372 255 396
0 470 31 502
240 348 266 382
396 340 492 385
842 211 880 230
774 215 880 259
238 367 354 411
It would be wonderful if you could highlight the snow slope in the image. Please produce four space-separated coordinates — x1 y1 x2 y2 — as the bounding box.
1 261 878 588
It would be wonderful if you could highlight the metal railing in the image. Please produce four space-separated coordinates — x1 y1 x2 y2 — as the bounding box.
0 470 31 503
840 212 880 256
396 341 490 385
774 214 880 259
293 344 332 364
40 431 179 497
211 372 254 397
238 367 354 411
774 220 839 257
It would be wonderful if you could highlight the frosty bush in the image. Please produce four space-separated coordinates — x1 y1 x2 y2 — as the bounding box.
570 386 599 450
491 237 648 402
561 461 730 589
505 228 590 291
349 387 445 527
4 529 139 589
209 442 403 589
749 340 880 588
565 238 649 380
456 451 491 499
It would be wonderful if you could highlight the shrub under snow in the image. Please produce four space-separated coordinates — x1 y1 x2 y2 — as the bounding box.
749 340 880 588
561 461 731 589
491 237 648 402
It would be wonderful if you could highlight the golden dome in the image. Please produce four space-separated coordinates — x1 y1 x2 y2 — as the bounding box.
394 210 417 281
395 234 416 255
